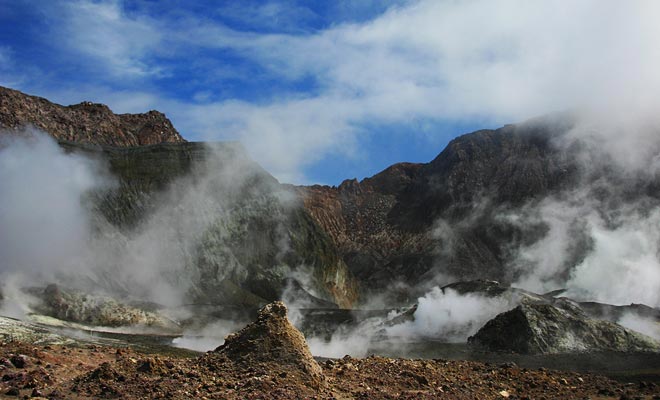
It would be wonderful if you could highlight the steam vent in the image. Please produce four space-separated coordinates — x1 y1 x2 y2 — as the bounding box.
212 301 325 389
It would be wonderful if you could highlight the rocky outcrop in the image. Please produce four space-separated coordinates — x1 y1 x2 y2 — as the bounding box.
28 284 180 332
468 300 660 354
300 114 660 306
0 86 184 146
213 301 325 388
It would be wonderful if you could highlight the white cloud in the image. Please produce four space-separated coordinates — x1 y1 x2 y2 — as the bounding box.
0 46 25 88
223 0 660 119
56 0 163 77
166 0 660 182
26 0 660 182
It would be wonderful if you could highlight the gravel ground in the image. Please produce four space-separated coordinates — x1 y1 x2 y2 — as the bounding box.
1 341 659 399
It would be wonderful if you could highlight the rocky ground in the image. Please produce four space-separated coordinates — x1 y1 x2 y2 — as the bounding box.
1 302 658 400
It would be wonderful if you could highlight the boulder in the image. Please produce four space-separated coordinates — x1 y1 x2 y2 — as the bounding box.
468 300 660 354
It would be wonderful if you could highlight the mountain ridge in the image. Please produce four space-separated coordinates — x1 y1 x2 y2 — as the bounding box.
3 86 660 309
0 86 185 146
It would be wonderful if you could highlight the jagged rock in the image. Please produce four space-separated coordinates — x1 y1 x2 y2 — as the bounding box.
213 301 324 388
0 86 184 146
440 280 552 307
281 278 339 309
441 280 510 297
0 316 75 345
9 355 27 368
468 300 660 354
300 113 660 305
6 84 660 315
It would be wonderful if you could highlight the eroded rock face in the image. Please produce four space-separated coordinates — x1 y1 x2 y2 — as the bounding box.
298 117 584 302
0 86 184 146
468 300 660 354
214 301 325 388
299 163 432 303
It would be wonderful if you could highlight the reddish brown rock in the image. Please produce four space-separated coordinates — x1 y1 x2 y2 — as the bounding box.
298 162 432 301
0 86 185 146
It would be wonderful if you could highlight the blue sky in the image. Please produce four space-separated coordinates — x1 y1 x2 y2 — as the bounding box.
1 1 657 184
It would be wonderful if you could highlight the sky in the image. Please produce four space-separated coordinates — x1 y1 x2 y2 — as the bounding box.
1 0 658 184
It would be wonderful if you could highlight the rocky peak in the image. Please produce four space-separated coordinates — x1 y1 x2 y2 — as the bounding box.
361 162 422 195
213 301 325 387
0 86 185 146
338 178 362 194
70 101 112 112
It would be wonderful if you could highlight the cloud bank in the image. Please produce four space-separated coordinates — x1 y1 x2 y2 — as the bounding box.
4 0 658 182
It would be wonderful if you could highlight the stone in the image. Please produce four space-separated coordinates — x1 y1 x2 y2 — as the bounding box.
468 300 660 354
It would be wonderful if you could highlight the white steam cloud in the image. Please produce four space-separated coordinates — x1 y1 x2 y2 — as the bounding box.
0 131 304 330
385 288 510 342
302 287 513 358
566 210 660 307
171 319 243 352
617 313 660 342
502 116 660 308
0 132 110 284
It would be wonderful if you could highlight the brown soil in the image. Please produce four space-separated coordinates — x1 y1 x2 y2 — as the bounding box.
1 341 659 399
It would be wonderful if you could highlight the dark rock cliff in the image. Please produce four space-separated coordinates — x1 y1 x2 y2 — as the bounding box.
300 114 660 304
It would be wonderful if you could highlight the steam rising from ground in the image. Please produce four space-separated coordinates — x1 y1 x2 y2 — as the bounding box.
171 319 243 352
0 130 303 320
501 115 660 308
512 200 660 308
385 288 510 342
0 132 111 315
618 313 660 342
303 288 512 358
